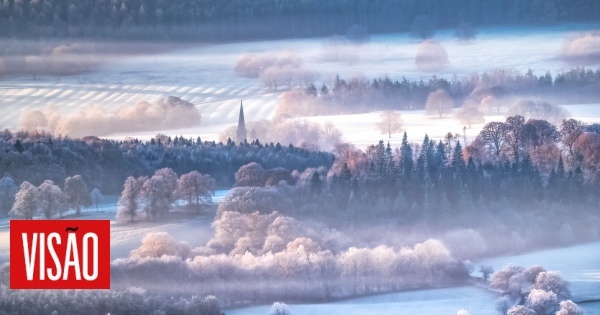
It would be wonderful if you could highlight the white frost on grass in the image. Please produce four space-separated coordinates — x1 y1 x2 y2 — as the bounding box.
479 241 600 302
227 286 498 315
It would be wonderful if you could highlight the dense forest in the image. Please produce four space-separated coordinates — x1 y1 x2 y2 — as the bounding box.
0 0 599 40
102 116 600 307
0 131 334 196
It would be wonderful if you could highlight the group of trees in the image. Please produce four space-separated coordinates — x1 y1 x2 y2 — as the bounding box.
0 130 333 197
116 168 216 222
1 0 598 40
472 117 600 179
4 174 93 219
490 264 583 315
276 67 600 117
112 228 468 304
0 270 223 315
218 114 600 255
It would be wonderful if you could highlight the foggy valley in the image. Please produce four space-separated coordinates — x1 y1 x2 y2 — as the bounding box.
1 1 600 315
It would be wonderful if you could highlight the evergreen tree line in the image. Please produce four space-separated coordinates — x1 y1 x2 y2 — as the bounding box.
319 132 596 225
227 117 600 250
0 130 334 197
292 67 600 115
1 0 598 40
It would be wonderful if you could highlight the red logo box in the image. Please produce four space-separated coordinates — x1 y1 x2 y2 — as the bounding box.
10 220 110 289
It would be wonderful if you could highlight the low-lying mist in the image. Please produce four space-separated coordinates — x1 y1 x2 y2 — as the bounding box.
19 96 201 138
560 31 600 65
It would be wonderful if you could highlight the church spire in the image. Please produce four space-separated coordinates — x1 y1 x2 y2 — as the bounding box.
236 100 247 143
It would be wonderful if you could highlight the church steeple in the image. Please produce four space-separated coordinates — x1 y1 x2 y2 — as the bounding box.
236 100 247 143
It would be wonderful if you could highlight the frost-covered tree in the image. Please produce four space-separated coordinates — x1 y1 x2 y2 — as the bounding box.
63 175 91 216
376 110 403 138
130 232 191 260
523 266 546 284
90 188 103 212
340 247 374 294
235 162 267 187
37 180 64 219
534 271 570 300
141 176 170 219
10 182 39 220
0 176 18 217
268 302 291 315
426 89 453 118
556 300 584 315
217 186 294 217
526 289 559 315
117 176 145 222
176 171 216 213
491 264 525 293
507 305 535 315
455 103 485 128
153 168 179 206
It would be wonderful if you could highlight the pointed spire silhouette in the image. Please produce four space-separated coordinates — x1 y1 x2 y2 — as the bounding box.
236 100 247 143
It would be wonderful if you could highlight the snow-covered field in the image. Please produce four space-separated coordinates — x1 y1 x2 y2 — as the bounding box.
1 23 600 146
227 286 498 315
227 241 600 315
480 241 600 302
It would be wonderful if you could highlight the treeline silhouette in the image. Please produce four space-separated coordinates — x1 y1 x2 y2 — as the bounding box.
0 131 334 195
1 0 598 40
282 67 600 116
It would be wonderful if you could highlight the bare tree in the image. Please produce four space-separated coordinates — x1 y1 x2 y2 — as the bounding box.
261 66 282 92
479 121 508 158
560 119 586 156
376 110 403 138
504 115 526 162
455 103 485 128
426 89 453 118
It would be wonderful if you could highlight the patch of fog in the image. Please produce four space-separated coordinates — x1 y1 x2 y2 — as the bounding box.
2 23 600 139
